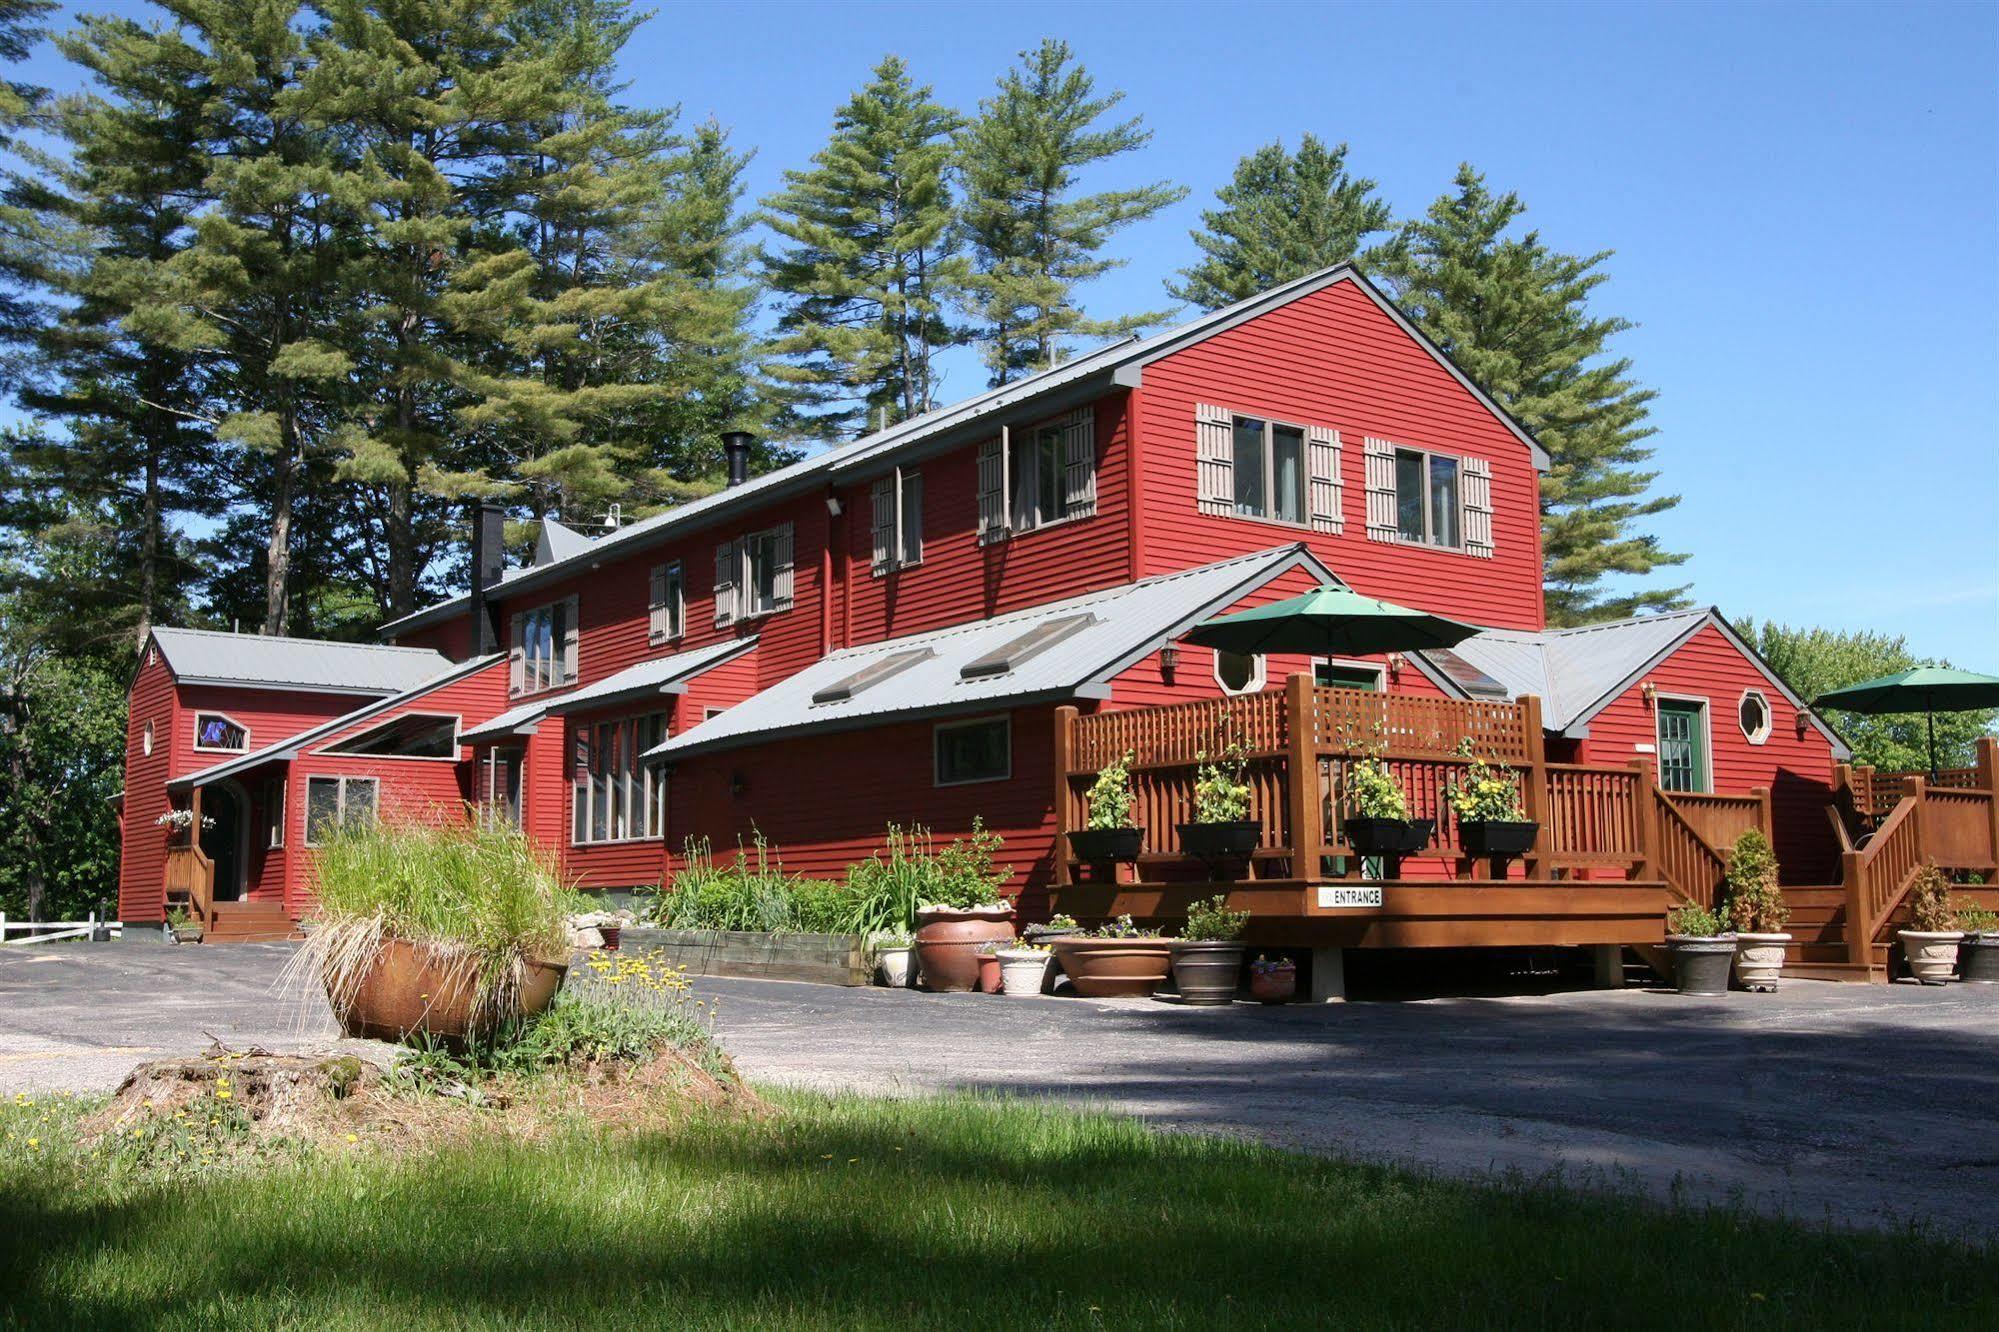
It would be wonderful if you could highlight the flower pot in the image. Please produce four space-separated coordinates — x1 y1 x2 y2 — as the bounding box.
1457 818 1540 877
1667 935 1736 996
913 906 1016 993
1049 936 1173 998
1343 817 1435 879
1067 827 1146 863
976 952 1003 993
876 945 914 988
997 949 1051 997
1732 932 1791 993
598 924 622 952
1176 820 1262 868
1960 933 1999 983
172 925 204 945
1899 930 1961 985
331 937 567 1044
1249 961 1296 1005
1022 923 1082 945
1171 940 1245 1005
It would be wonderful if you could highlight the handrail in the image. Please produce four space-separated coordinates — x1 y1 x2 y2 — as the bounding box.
1653 791 1729 910
163 843 215 926
1842 787 1922 962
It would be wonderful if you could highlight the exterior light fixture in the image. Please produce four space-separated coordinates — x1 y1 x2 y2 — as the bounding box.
1159 641 1180 683
1640 680 1658 709
825 492 843 517
1794 709 1812 742
1386 652 1406 679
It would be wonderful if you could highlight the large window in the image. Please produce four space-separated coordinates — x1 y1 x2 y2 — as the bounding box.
516 599 573 694
572 713 667 844
304 776 377 846
1394 447 1461 547
715 524 794 627
649 561 684 644
193 712 249 753
979 409 1094 541
935 715 1011 786
870 468 924 573
480 747 523 829
1231 416 1307 524
1010 426 1067 533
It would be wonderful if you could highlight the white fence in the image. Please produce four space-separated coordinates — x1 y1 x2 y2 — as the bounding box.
0 912 121 946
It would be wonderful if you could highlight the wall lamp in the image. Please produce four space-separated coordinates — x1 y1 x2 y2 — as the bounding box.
1386 652 1406 680
825 491 843 517
1794 708 1813 742
1640 680 1658 709
1159 641 1180 685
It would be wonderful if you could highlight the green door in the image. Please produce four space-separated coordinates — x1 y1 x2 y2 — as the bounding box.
1315 662 1382 691
1656 700 1708 792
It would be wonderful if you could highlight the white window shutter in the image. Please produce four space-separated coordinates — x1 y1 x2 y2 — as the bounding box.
976 436 1006 544
772 522 794 610
713 539 737 628
508 612 525 696
1364 437 1398 542
1196 403 1233 516
1306 426 1344 534
648 564 668 643
899 471 923 566
870 477 895 576
1061 407 1096 518
1463 456 1495 559
561 595 580 682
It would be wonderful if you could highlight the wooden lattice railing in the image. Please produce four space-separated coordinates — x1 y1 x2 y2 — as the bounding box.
1836 744 1999 964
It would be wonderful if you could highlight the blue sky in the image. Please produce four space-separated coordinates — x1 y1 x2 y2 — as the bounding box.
14 1 1998 665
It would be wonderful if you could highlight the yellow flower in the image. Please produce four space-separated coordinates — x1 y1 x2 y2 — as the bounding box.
345 1133 359 1144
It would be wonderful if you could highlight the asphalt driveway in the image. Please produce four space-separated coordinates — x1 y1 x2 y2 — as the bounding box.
3 941 1995 1237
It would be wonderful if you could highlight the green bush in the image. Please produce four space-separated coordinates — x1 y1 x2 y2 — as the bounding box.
1182 894 1248 941
1085 750 1137 830
650 834 825 933
843 825 933 937
1668 902 1726 938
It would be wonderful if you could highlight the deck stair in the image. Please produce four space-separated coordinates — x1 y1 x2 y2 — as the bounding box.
202 899 299 943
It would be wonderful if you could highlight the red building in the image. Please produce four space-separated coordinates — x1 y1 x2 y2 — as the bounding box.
121 265 1856 946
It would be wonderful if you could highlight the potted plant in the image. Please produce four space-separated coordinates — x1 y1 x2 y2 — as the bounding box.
1023 912 1082 946
1177 740 1261 867
912 820 1017 992
1721 829 1790 993
165 904 203 945
1048 915 1173 998
1069 750 1145 865
975 939 1006 993
996 940 1052 997
1899 864 1960 985
1249 953 1296 1004
1171 895 1248 1005
872 930 916 988
1665 902 1735 996
1956 900 1999 983
1445 741 1537 877
1340 756 1433 878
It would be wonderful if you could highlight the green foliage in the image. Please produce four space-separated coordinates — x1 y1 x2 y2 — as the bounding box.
1444 740 1526 822
1170 134 1397 310
1341 756 1408 821
1739 619 1997 772
841 825 936 937
1084 749 1137 830
1182 894 1248 942
1193 742 1253 823
1953 899 1997 937
928 818 1013 909
1721 829 1789 934
1668 902 1727 938
1906 865 1958 933
649 833 828 933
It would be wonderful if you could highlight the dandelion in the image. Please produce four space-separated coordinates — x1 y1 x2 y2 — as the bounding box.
25 1138 37 1148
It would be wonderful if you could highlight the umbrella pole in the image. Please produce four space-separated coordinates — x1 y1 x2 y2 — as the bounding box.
1928 710 1938 779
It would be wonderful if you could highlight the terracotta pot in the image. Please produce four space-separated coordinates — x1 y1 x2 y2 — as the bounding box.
977 952 1003 993
1732 932 1791 993
997 949 1050 997
332 937 566 1044
598 924 622 952
913 906 1016 993
1899 930 1961 985
1049 936 1172 998
1960 933 1999 983
1667 935 1735 996
1171 940 1245 1005
1249 962 1296 1005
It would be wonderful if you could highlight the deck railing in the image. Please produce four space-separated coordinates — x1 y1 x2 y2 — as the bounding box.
163 843 214 924
1840 759 1986 820
1836 745 1999 963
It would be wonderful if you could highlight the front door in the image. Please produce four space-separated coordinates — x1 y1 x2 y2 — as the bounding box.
199 785 245 901
1656 699 1709 793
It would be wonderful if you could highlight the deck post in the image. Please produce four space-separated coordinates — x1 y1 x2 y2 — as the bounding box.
1842 848 1872 969
1519 695 1548 878
1310 945 1346 1003
1977 738 1999 866
1052 707 1078 890
1592 945 1626 989
1753 786 1773 839
1284 673 1319 880
1629 759 1657 882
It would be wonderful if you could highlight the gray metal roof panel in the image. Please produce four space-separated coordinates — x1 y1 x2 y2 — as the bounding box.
152 627 451 696
456 638 757 743
1435 610 1712 731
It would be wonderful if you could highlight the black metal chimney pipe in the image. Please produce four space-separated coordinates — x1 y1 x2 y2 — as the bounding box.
467 502 506 656
721 430 754 488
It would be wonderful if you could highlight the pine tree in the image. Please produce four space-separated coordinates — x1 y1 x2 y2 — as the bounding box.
0 0 55 371
762 55 963 437
1169 134 1397 311
957 39 1185 385
1378 165 1686 624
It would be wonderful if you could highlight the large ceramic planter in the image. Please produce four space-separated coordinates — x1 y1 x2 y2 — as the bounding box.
876 945 914 988
1899 930 1961 985
1732 932 1791 993
1067 827 1145 863
1176 820 1262 868
332 937 566 1044
1249 961 1297 1005
1050 936 1173 998
1171 940 1245 1005
1457 818 1540 876
1960 933 1999 983
913 905 1016 993
1667 935 1735 996
997 949 1051 997
1344 817 1436 879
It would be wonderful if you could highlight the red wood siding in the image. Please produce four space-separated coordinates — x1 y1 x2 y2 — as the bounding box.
392 616 472 661
1131 277 1545 631
117 652 179 922
1575 623 1839 883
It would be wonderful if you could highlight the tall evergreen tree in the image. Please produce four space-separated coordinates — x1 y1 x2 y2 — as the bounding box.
1169 134 1397 311
761 55 963 437
957 39 1184 385
0 0 55 372
1379 165 1686 624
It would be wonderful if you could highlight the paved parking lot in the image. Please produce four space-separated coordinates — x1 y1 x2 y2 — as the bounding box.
4 941 1995 1237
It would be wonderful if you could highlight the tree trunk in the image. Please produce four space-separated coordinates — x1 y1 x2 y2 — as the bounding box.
265 408 296 635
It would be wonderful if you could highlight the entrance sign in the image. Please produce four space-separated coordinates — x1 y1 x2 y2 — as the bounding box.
1317 885 1384 909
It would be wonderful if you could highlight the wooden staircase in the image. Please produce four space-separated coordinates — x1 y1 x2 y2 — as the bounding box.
202 899 300 943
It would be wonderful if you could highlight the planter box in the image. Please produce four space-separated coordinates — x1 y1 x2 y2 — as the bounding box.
1961 933 1999 983
1176 820 1262 864
617 928 871 987
1068 827 1146 863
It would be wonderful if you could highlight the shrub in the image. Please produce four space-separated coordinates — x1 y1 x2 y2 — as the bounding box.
1085 750 1137 830
1668 902 1727 938
650 833 821 933
1722 829 1789 934
931 818 1011 907
1906 864 1958 932
1193 742 1252 823
1182 894 1248 942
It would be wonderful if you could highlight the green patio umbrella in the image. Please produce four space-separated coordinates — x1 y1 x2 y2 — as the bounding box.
1811 666 1999 777
1182 584 1483 657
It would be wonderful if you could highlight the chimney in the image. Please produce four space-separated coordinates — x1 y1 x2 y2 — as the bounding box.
721 430 754 488
467 502 506 656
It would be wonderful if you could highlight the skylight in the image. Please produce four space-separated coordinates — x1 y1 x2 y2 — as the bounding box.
811 648 935 705
322 713 459 759
959 613 1097 680
1424 648 1512 700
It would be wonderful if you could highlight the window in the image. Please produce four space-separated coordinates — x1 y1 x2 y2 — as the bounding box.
572 713 667 844
1655 698 1710 793
322 713 457 759
715 523 794 626
480 747 523 829
649 561 685 644
193 713 249 753
1012 426 1066 533
1230 416 1307 524
143 722 153 756
870 468 924 574
977 409 1095 541
263 778 285 849
1213 651 1266 695
513 598 575 695
1313 660 1384 692
1738 689 1772 745
1394 447 1461 547
935 716 1011 786
703 707 726 721
304 776 377 846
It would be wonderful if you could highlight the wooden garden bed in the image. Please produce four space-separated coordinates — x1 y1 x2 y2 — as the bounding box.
618 928 871 987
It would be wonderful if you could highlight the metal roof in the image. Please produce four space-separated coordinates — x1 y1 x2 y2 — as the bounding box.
1437 611 1708 732
151 626 451 697
380 264 1549 641
458 638 758 744
647 545 1335 761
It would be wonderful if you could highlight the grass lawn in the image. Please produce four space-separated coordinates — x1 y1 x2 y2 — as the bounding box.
3 1087 1992 1330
